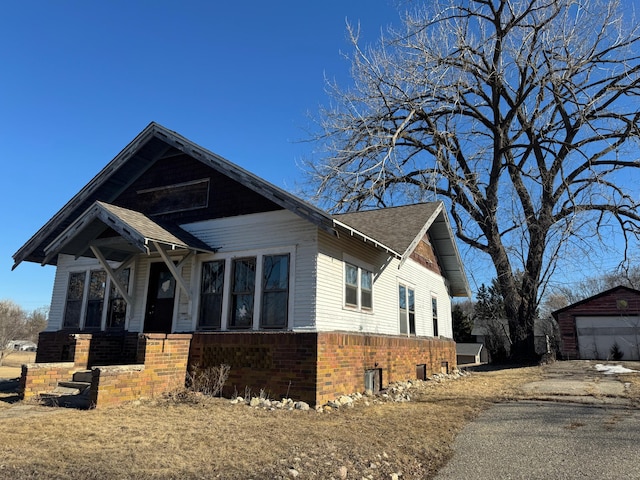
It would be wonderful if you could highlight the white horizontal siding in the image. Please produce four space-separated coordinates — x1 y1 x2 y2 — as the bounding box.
127 257 146 332
316 231 453 338
182 210 318 330
174 257 195 332
47 211 319 334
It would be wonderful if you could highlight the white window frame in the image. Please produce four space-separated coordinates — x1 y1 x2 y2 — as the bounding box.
398 280 416 336
431 294 439 337
62 264 133 331
342 254 374 313
193 246 295 331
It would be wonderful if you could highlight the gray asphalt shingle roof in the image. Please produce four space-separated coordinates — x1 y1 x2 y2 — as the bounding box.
334 203 441 256
43 201 214 264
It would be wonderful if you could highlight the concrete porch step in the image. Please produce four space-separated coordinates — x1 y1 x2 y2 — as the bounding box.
58 381 91 393
37 378 93 409
39 391 91 409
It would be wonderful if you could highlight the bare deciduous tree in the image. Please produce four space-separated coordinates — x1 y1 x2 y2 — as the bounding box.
0 300 27 366
306 0 640 359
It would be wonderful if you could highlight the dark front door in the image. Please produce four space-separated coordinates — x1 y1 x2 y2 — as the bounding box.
144 262 176 333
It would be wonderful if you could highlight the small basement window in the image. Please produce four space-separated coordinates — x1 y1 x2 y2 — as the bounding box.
364 368 382 394
416 364 427 381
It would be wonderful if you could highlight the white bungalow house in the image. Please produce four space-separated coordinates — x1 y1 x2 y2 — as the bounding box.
13 122 470 406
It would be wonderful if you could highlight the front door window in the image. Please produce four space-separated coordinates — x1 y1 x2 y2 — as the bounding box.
144 262 175 333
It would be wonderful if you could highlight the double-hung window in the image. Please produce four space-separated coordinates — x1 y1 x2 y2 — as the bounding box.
106 268 130 330
63 272 86 329
199 252 291 331
261 254 290 328
399 284 416 335
63 267 131 330
229 257 256 329
199 260 225 330
431 296 439 337
84 270 107 330
344 262 373 311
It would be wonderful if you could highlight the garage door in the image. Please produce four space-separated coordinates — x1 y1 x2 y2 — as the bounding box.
576 316 640 360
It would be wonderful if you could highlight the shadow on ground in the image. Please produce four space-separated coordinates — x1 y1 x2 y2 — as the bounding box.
0 378 21 404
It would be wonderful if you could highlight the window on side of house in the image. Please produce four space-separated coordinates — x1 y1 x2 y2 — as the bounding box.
345 263 358 307
84 270 107 330
432 296 439 337
344 262 374 311
199 260 225 330
399 285 408 335
106 268 130 330
398 283 416 335
260 254 289 329
229 257 256 329
361 269 373 310
63 272 86 329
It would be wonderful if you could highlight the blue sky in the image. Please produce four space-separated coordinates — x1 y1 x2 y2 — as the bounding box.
1 0 403 311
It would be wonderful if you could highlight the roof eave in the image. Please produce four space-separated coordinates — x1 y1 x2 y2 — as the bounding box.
332 219 403 259
12 122 162 269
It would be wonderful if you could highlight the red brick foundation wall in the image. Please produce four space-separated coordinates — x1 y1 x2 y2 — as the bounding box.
316 332 456 406
36 332 79 363
190 331 456 406
22 333 192 408
26 330 456 407
189 332 318 404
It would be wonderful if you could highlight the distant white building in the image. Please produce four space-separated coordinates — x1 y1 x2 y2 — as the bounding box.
6 340 37 351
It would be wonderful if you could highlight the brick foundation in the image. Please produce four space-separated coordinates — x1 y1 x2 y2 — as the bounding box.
24 331 456 407
190 331 456 406
315 332 456 405
90 333 192 407
189 332 318 403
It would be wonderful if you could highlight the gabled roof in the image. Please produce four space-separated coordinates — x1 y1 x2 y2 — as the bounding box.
12 122 333 269
12 122 470 297
334 203 440 256
334 202 470 297
42 201 215 264
456 343 483 356
551 285 640 319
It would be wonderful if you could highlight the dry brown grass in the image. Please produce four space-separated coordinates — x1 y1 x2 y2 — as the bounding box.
0 351 35 379
0 365 543 480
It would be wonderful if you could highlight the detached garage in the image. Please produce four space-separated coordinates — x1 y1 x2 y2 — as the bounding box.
553 286 640 360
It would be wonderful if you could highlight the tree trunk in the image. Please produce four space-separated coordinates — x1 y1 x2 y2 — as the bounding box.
488 230 539 362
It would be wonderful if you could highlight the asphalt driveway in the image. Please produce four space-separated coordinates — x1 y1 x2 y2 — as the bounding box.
435 361 640 480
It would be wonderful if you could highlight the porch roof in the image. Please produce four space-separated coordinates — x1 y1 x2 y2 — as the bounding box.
43 201 215 264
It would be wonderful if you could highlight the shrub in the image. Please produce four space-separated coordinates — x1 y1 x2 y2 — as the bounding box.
186 364 230 397
609 342 624 361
